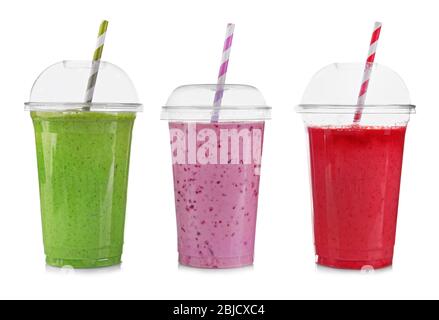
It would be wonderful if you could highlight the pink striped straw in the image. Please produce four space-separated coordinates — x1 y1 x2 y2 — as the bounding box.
353 22 382 123
211 23 235 123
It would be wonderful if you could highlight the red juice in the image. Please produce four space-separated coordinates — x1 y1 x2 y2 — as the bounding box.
308 125 407 269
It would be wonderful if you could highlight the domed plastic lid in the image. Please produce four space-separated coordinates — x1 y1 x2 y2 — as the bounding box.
161 84 271 121
25 60 142 112
298 63 415 114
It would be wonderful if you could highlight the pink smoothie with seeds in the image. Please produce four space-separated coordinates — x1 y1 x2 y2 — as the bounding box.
169 122 265 268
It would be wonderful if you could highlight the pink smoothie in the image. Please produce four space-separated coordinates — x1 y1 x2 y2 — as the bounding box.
308 125 406 269
169 122 265 268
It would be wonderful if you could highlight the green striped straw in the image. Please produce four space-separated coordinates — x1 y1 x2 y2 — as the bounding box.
84 20 109 110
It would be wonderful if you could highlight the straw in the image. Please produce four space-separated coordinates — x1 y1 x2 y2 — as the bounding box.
84 20 109 110
353 22 382 123
211 23 235 123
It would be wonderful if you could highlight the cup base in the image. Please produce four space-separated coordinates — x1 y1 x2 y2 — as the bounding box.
46 256 122 269
179 254 253 269
317 255 392 270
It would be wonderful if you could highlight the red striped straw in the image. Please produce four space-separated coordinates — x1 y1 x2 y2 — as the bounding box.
353 22 382 123
211 23 235 123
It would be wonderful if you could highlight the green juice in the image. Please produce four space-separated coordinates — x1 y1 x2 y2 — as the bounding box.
31 111 136 268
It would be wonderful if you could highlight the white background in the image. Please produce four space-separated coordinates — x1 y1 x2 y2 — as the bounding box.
0 0 435 300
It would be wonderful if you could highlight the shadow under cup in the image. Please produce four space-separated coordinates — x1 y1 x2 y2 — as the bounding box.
298 105 415 269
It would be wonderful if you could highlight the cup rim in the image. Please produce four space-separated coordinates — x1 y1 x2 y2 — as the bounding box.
161 105 272 121
296 104 416 114
25 102 143 112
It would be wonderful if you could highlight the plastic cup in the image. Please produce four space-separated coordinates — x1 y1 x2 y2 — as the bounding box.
297 64 415 269
25 61 142 268
162 85 271 268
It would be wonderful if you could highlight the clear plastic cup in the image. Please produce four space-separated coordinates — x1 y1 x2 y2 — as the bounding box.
162 84 271 268
297 63 415 269
25 61 142 268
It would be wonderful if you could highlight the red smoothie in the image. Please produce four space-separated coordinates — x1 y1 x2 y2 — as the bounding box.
308 125 407 269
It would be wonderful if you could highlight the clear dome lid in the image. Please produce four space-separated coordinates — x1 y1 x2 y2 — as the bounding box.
297 63 415 114
25 60 142 112
161 84 271 121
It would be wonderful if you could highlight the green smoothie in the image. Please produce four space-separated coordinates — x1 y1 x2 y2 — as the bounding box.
31 111 136 268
